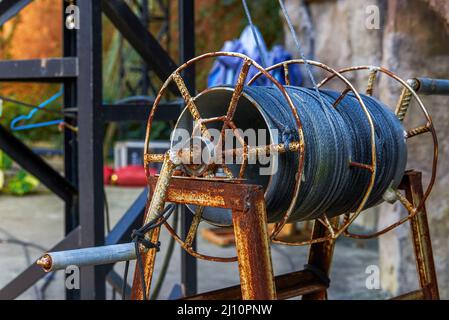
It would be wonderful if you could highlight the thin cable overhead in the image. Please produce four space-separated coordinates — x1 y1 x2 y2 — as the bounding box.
241 0 268 67
277 0 327 110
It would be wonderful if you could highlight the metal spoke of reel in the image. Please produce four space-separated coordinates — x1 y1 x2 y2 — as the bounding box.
406 123 431 138
172 71 235 179
319 66 438 239
249 59 377 245
283 62 291 85
332 87 352 108
144 52 305 261
349 161 375 172
366 67 379 96
172 72 207 134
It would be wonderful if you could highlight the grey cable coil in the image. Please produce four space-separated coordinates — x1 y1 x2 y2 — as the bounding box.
173 85 407 225
242 86 407 222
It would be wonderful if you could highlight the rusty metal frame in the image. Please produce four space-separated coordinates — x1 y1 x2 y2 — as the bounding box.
132 178 277 300
144 56 380 249
133 171 438 300
398 171 439 300
184 269 327 300
248 60 438 246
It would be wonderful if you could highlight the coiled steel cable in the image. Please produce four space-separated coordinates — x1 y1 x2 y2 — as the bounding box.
240 86 406 222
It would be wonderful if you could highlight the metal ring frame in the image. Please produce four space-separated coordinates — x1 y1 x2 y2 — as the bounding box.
317 65 438 239
144 52 306 261
249 59 377 245
254 61 438 242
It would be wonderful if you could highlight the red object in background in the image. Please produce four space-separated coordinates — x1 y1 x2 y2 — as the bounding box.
104 166 114 185
111 165 156 187
104 165 157 187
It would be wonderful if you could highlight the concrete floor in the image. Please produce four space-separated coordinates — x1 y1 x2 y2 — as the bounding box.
0 187 390 300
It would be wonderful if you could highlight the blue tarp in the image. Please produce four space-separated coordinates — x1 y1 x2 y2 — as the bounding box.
208 26 302 87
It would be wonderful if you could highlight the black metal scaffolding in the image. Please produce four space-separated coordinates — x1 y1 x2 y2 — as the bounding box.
0 0 195 300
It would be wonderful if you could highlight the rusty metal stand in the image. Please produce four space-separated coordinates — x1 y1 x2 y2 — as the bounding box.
232 187 276 299
395 170 439 300
301 170 439 301
302 218 338 300
131 178 276 300
130 171 439 300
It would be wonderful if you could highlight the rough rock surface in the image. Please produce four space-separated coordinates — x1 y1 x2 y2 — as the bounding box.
285 0 449 298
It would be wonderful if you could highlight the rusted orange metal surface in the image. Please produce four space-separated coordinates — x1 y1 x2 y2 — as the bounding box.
140 177 276 300
130 178 162 301
395 87 413 121
130 226 161 300
144 52 307 245
136 52 440 300
133 172 439 300
148 176 259 211
185 269 327 300
403 171 439 300
232 186 276 300
391 289 425 300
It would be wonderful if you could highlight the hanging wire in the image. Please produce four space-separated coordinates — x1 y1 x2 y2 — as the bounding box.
0 90 80 133
0 94 73 119
241 0 268 67
241 0 327 112
277 0 327 110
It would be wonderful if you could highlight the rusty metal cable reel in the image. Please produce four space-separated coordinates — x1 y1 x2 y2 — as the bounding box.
144 52 305 262
147 55 430 259
147 55 415 252
251 60 436 242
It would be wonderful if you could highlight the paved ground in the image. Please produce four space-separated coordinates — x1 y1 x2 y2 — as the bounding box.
0 187 390 300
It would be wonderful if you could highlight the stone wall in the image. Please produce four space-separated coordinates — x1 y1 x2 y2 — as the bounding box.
285 0 449 298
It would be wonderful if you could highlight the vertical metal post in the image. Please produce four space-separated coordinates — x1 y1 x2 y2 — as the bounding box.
404 171 439 300
140 0 150 96
77 0 105 300
63 0 79 300
232 187 276 300
130 152 176 299
302 218 338 300
178 0 197 297
130 227 161 300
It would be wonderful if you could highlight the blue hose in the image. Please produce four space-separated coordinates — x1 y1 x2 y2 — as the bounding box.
10 90 63 131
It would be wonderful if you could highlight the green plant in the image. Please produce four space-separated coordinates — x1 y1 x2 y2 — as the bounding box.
0 150 12 170
5 170 39 196
0 150 11 190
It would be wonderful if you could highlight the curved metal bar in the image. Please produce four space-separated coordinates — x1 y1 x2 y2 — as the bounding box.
319 66 438 239
163 221 237 262
344 190 417 239
144 52 306 258
272 235 333 246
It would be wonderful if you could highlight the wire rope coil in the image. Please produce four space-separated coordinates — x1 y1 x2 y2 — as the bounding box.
173 85 407 225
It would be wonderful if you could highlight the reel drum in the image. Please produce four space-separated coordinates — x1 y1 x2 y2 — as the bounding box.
172 86 407 226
